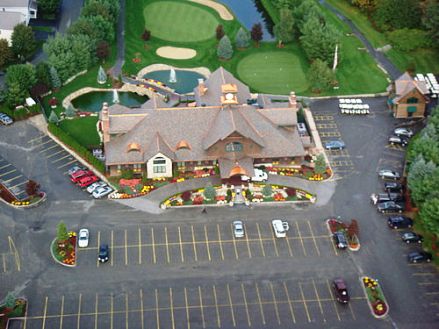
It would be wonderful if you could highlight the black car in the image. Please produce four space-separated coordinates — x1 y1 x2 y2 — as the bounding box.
401 232 423 244
387 216 413 229
333 231 348 249
388 135 409 147
408 251 432 263
98 244 109 263
332 278 350 304
384 182 403 193
378 201 404 213
370 192 403 204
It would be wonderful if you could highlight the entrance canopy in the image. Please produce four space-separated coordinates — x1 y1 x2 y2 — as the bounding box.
218 157 254 179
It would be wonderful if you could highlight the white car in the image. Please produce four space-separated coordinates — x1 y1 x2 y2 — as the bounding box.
394 127 413 138
272 219 289 238
378 169 401 180
78 229 89 248
86 181 107 193
233 220 245 238
241 169 268 182
92 186 113 199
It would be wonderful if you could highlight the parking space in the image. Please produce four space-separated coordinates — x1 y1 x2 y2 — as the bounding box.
314 113 355 176
77 220 341 268
409 266 439 317
16 278 369 329
0 236 21 274
27 135 81 176
0 154 31 200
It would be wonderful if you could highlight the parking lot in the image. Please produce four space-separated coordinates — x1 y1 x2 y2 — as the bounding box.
13 276 370 329
0 154 31 200
77 219 342 268
0 235 20 274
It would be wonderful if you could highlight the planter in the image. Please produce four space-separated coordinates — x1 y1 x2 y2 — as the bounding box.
348 234 361 251
360 276 389 319
50 235 77 268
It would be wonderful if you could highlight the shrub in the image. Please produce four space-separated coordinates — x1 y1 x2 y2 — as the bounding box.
226 188 232 202
204 184 216 200
192 195 204 205
120 169 134 179
246 189 253 201
181 191 192 202
387 28 431 51
286 187 296 196
262 184 273 197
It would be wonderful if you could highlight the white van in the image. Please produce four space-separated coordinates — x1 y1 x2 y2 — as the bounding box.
272 219 289 238
241 168 268 182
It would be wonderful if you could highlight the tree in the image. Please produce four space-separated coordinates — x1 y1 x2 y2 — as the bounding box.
0 39 12 70
96 41 110 61
25 180 40 197
262 184 273 197
408 156 437 205
293 0 323 34
97 65 107 84
65 104 76 118
251 23 263 46
351 0 377 13
50 66 61 90
37 0 61 15
347 219 359 237
141 29 151 41
314 154 326 175
5 64 37 106
204 184 216 200
274 8 295 47
68 15 114 44
419 197 439 236
82 0 116 24
307 59 336 92
216 24 225 40
374 0 421 31
11 24 37 62
423 0 439 47
235 27 250 48
48 110 59 124
217 35 233 60
56 221 69 242
36 62 52 89
4 291 16 308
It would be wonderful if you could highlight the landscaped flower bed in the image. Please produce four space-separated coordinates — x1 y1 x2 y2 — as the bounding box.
52 231 77 266
327 218 360 251
266 164 332 181
0 181 46 208
0 297 27 329
361 276 389 318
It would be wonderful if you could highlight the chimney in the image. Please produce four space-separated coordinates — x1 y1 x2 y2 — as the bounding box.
101 102 110 143
198 78 207 96
288 91 297 109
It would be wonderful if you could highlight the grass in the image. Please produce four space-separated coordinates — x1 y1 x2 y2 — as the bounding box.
32 26 54 33
325 0 439 73
59 117 100 148
143 1 219 42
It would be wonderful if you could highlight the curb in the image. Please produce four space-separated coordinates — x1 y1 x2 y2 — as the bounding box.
359 276 389 319
164 200 312 209
0 192 47 209
50 239 76 268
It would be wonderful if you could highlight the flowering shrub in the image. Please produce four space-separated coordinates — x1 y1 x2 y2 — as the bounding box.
192 194 204 205
273 192 285 201
363 277 388 317
48 97 58 107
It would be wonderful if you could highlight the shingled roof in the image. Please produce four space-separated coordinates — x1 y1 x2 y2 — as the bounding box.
393 72 428 103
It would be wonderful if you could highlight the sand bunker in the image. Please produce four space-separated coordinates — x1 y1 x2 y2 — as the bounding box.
156 46 197 60
188 0 233 20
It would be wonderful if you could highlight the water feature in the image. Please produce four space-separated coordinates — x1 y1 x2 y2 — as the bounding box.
144 70 206 94
169 68 177 83
217 0 274 40
112 89 120 103
71 91 149 112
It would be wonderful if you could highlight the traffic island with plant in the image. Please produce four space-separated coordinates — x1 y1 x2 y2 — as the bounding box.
161 183 315 209
0 292 27 329
51 221 77 267
0 180 46 208
361 276 389 319
326 217 361 251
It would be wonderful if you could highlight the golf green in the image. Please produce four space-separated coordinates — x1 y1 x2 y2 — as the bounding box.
237 52 310 94
143 1 218 42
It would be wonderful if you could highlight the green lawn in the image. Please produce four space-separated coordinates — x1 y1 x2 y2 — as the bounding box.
59 116 100 148
237 50 310 94
143 1 219 42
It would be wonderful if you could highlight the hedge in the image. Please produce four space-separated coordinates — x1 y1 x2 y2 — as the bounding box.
1 104 41 121
48 123 105 173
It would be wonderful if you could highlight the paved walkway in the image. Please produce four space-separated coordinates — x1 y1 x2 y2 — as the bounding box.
113 175 336 213
319 0 401 80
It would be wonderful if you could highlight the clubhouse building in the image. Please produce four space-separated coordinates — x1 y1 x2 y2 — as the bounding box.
100 67 314 179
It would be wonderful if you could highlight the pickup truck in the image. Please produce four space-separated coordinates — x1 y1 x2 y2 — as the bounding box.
370 192 403 205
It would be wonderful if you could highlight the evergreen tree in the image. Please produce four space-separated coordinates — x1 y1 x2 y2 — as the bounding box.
217 35 233 60
314 154 326 175
274 8 295 47
4 292 16 308
419 197 439 236
235 28 250 48
11 23 37 62
65 104 76 118
97 65 107 84
50 66 61 89
0 39 12 70
216 25 225 40
423 0 439 47
307 59 336 92
56 221 69 241
204 184 216 200
251 23 263 46
262 184 273 197
48 110 59 124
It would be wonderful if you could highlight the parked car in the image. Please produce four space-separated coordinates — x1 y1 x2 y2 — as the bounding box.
77 175 99 187
233 220 245 238
408 251 432 263
332 278 350 304
70 169 94 182
378 169 401 180
387 216 413 229
388 135 409 147
333 231 348 249
86 181 107 194
78 228 89 248
241 169 268 182
384 182 403 193
324 140 346 150
401 232 423 244
272 219 289 238
378 201 404 213
394 127 413 138
68 165 85 176
92 186 113 199
0 113 13 125
98 244 109 262
370 192 404 204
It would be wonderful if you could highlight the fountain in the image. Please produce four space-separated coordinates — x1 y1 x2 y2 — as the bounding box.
169 68 177 83
112 89 120 104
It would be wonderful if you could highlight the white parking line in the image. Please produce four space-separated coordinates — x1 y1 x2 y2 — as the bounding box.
52 154 71 164
2 175 23 184
38 144 58 153
34 139 53 147
59 159 78 170
0 169 16 177
8 180 28 190
27 135 46 143
0 164 12 170
46 149 65 159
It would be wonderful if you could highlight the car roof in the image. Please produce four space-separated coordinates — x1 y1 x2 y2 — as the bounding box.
334 278 347 289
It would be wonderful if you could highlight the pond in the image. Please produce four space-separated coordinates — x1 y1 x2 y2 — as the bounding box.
143 70 206 94
217 0 274 40
71 91 149 112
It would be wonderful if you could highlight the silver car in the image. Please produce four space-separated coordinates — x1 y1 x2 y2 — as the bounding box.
378 169 401 180
394 127 413 138
233 220 245 238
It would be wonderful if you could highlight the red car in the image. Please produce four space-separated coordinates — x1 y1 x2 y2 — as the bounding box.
332 278 350 304
76 175 98 187
70 170 94 183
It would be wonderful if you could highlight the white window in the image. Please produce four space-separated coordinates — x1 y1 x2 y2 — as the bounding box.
153 157 166 173
226 142 243 152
